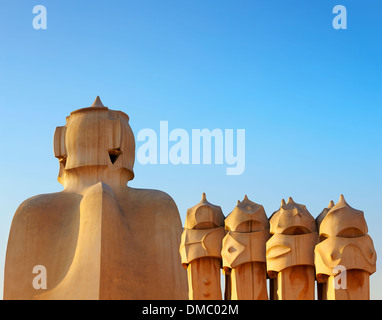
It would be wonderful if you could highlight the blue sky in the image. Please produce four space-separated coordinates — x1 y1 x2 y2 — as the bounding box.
0 0 381 299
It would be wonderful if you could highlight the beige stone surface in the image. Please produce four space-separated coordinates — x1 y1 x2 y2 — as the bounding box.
266 197 318 300
179 193 225 300
221 196 269 300
315 200 335 231
180 227 225 266
266 232 318 274
4 97 188 300
315 195 377 300
222 229 269 269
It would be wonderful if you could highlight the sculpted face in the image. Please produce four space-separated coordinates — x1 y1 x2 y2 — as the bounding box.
53 97 135 185
266 197 318 293
314 195 377 292
221 195 270 277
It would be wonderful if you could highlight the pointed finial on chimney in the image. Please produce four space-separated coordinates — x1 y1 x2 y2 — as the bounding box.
287 197 295 204
91 96 105 107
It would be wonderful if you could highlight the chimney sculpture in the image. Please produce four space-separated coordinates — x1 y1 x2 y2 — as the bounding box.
179 193 225 300
315 200 335 299
316 200 335 230
4 97 188 299
315 195 377 300
221 195 270 300
266 197 318 300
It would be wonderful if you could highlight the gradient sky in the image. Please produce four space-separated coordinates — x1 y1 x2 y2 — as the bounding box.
0 0 381 299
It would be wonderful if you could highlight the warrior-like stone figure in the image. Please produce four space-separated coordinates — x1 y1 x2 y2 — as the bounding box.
4 97 188 299
315 195 377 300
179 193 225 300
266 197 318 300
222 195 270 300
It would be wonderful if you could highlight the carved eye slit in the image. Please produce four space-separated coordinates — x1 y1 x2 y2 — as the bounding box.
319 233 329 242
108 148 122 164
59 156 67 168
